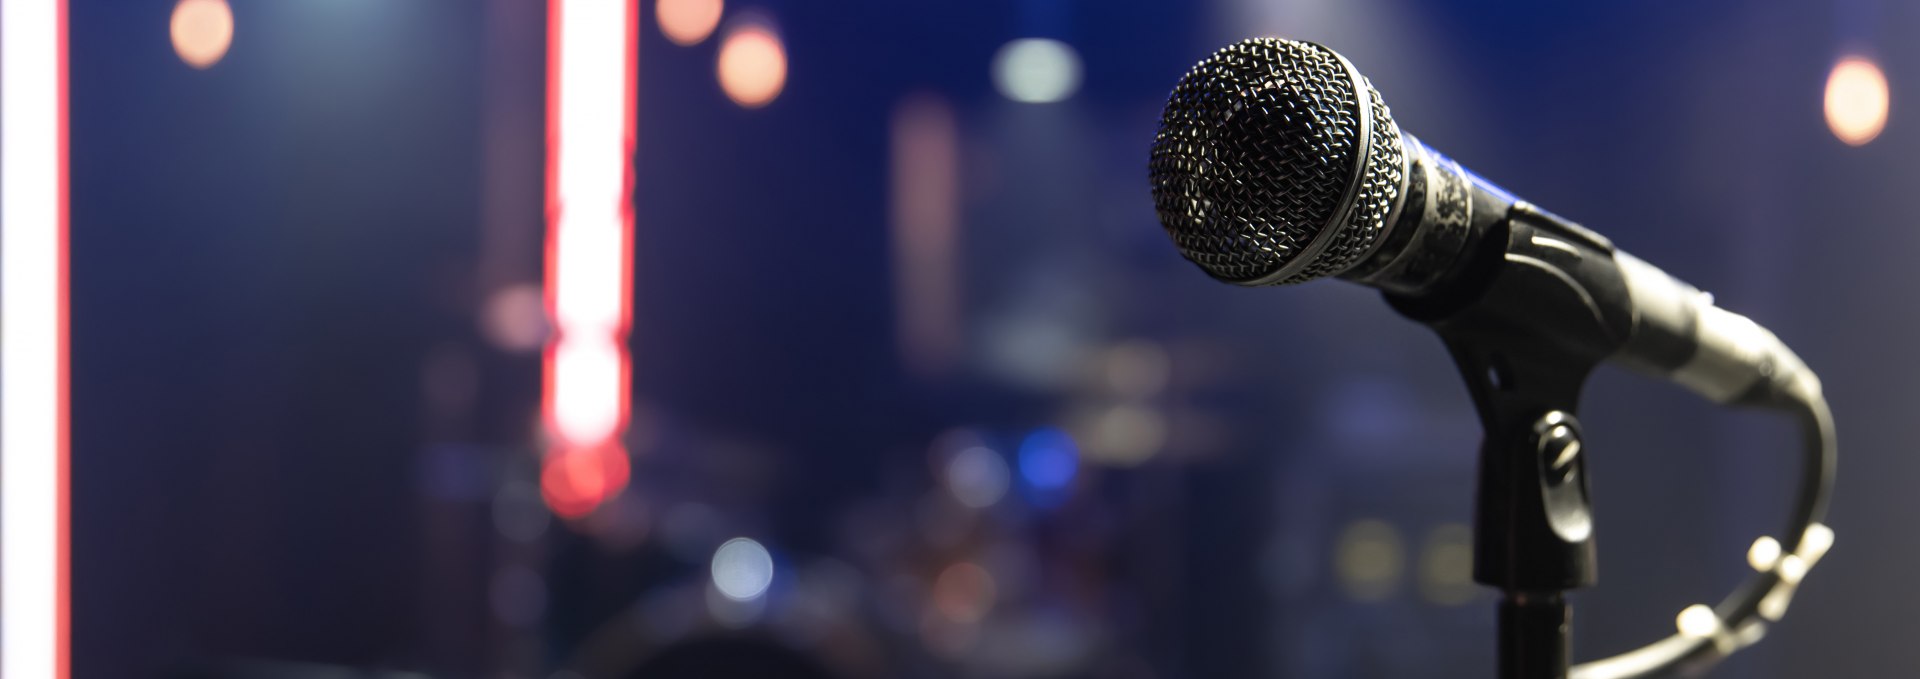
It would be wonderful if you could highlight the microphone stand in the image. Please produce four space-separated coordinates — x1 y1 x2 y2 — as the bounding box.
1387 205 1630 679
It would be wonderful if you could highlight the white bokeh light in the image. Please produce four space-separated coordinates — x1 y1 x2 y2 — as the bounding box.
992 38 1083 104
711 537 775 601
945 446 1010 509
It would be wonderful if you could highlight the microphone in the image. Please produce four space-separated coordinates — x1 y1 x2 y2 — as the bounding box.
1147 38 1819 409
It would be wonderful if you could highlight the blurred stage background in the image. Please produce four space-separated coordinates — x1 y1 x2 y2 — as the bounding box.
62 0 1909 677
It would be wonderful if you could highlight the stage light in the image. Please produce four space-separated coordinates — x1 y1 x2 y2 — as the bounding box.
546 0 636 517
981 312 1083 389
712 537 775 601
482 284 548 353
890 95 962 377
945 446 1010 509
992 38 1082 104
3 0 66 675
1082 404 1166 466
658 0 723 46
540 446 631 519
1419 523 1476 606
1825 56 1888 146
1335 519 1404 602
717 23 786 108
550 337 625 447
1017 427 1079 492
932 562 997 624
170 0 233 69
551 213 628 333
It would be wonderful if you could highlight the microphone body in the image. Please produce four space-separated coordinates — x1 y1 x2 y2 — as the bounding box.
1147 38 1818 408
1373 135 1816 408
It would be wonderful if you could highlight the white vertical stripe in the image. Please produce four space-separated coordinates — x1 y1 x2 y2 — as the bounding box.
2 0 65 676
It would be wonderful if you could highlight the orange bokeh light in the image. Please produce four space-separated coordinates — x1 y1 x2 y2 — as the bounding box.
1825 56 1889 146
658 0 724 46
717 25 786 108
931 562 997 624
170 0 233 69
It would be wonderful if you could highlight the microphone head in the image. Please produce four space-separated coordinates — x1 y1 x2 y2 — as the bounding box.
1149 38 1406 286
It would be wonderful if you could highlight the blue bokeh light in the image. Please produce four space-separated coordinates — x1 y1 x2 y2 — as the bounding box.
1018 427 1079 494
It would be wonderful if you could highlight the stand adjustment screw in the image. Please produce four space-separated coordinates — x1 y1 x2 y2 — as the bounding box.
1535 411 1581 485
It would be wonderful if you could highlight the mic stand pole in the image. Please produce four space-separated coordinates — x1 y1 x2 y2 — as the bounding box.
1442 342 1596 679
1388 205 1629 679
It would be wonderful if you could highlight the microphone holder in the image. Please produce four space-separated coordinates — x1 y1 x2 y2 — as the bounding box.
1387 205 1634 679
1438 331 1597 679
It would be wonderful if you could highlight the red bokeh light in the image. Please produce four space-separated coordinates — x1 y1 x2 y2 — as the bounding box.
541 445 631 519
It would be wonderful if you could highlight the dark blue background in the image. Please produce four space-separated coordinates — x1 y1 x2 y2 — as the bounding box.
66 0 1905 677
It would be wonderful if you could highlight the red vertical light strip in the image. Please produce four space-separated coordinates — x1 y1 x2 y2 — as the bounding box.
543 0 637 518
58 0 73 674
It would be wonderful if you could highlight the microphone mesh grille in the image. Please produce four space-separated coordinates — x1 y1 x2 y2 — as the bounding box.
1149 38 1404 285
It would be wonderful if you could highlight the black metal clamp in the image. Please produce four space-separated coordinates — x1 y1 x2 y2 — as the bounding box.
1389 203 1633 679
